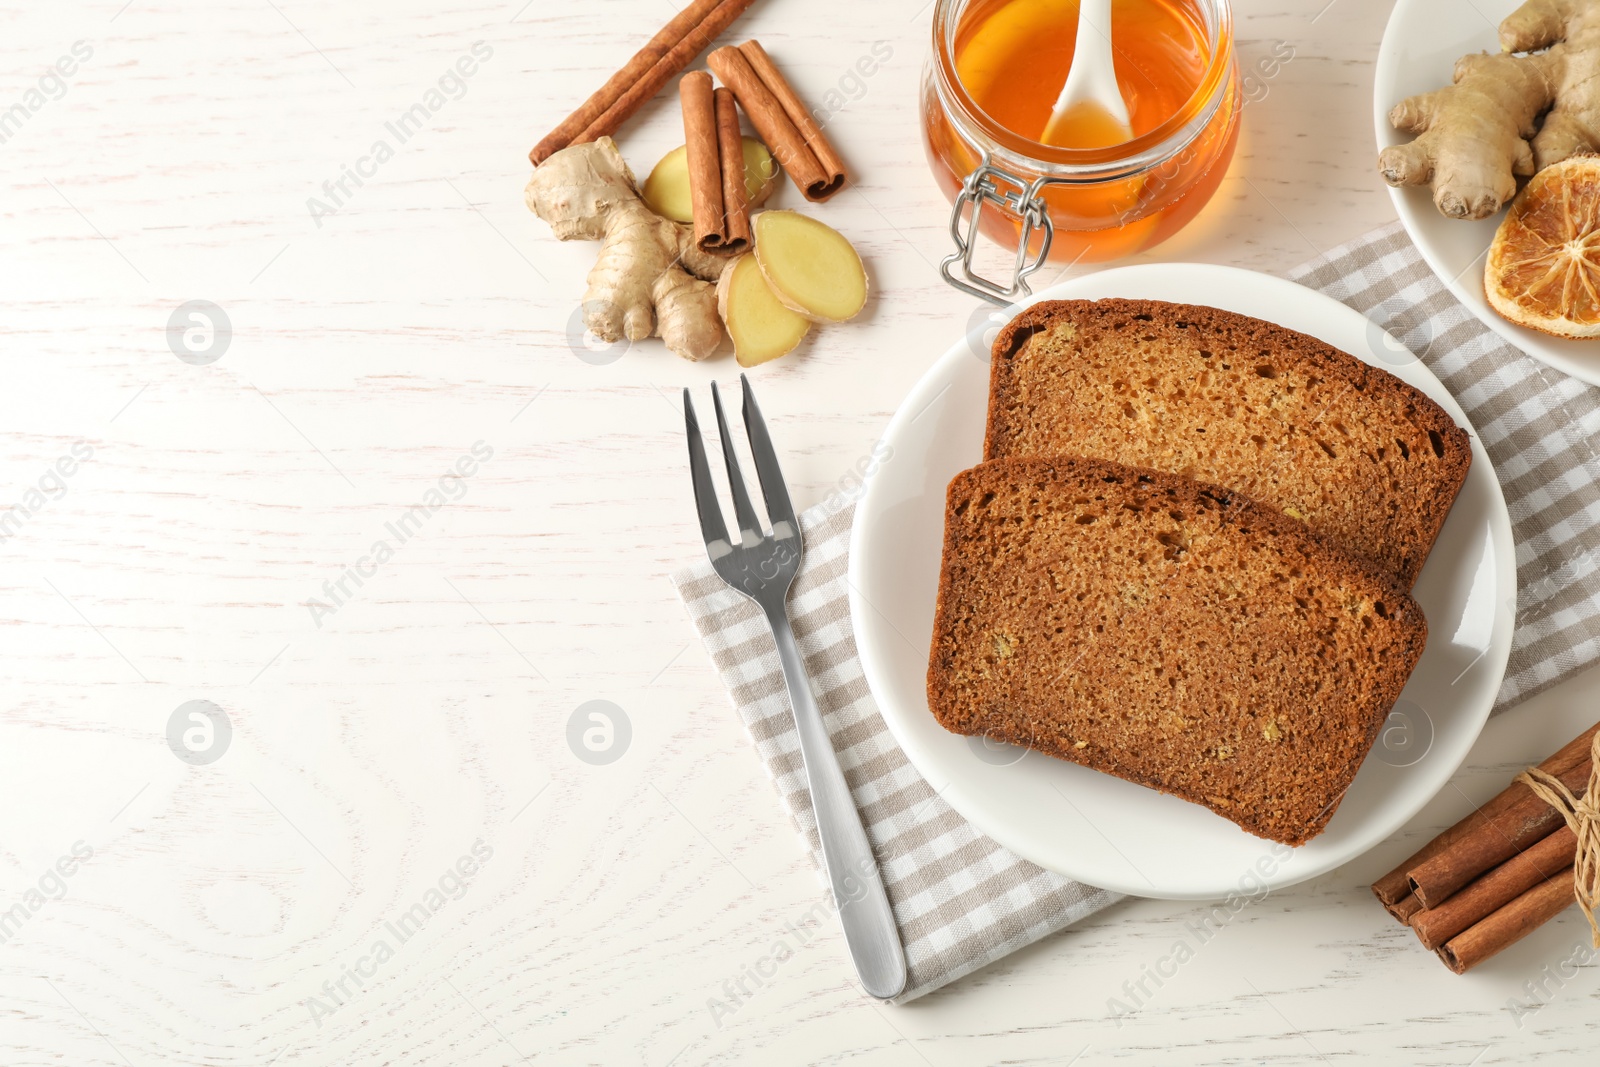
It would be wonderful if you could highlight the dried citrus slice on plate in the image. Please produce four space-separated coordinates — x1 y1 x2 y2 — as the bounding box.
1485 156 1600 339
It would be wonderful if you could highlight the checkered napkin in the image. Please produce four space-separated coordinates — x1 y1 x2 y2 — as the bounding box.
670 501 1122 1003
671 222 1600 1002
1292 221 1600 710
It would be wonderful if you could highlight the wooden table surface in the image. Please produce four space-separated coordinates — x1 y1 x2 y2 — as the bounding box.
3 0 1597 1063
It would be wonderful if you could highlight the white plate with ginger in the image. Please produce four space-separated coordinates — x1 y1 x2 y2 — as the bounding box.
1375 0 1600 383
848 263 1515 900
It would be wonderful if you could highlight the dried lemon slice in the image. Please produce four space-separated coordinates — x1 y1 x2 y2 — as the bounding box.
1485 155 1600 339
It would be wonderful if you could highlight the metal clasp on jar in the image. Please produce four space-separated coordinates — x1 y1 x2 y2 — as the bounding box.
939 155 1055 305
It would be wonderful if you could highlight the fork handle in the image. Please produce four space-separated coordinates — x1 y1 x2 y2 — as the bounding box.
764 602 908 999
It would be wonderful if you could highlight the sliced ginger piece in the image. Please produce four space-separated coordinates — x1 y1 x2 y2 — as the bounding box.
717 253 811 366
752 210 868 323
1485 155 1600 338
735 138 779 206
643 138 778 224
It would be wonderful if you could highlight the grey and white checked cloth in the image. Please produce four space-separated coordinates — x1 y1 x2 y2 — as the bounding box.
671 500 1122 1003
671 222 1600 1001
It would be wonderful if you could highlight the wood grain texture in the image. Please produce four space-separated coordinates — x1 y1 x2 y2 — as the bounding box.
1 0 1598 1064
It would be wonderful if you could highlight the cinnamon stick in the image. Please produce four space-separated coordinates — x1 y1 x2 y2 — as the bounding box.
529 0 759 166
714 88 751 254
735 41 846 199
1437 868 1576 974
680 72 726 253
1373 802 1511 907
1412 828 1578 950
706 45 830 200
1372 721 1600 905
1387 892 1424 925
1409 754 1591 908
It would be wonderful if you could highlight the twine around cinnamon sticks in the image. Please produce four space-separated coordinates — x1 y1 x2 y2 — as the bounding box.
1516 739 1600 944
1372 722 1600 973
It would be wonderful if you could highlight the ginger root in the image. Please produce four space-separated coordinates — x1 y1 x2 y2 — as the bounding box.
1380 0 1600 219
525 137 728 361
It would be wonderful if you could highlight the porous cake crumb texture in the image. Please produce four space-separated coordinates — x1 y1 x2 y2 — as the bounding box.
984 299 1472 587
927 456 1428 846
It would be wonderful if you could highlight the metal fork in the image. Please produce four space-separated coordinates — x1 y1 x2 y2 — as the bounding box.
683 375 907 1000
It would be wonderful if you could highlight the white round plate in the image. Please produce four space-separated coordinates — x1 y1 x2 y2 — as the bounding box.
1375 0 1600 386
848 264 1515 901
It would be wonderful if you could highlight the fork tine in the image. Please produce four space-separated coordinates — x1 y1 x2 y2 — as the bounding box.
684 389 731 554
740 374 797 537
711 380 763 543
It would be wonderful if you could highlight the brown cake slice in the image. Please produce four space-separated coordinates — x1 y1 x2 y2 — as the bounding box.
927 456 1428 846
984 298 1472 587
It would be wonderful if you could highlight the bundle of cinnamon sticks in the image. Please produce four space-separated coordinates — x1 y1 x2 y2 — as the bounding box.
678 43 847 253
1373 720 1599 973
707 41 846 201
527 0 848 207
530 0 759 166
680 74 750 253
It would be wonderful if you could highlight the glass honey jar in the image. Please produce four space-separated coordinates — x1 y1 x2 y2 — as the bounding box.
922 0 1241 302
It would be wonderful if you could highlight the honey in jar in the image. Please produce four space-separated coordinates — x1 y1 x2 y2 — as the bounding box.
923 0 1241 289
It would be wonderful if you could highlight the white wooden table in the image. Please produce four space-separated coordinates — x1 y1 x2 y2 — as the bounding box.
3 1 1597 1063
